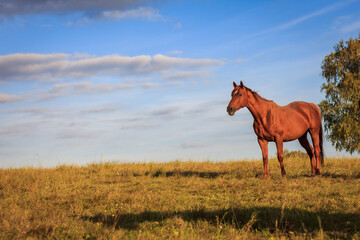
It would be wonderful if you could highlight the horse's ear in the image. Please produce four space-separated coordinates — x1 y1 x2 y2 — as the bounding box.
233 81 237 88
240 81 244 88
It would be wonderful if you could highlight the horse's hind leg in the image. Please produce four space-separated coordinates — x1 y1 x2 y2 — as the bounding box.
298 133 316 175
309 129 321 175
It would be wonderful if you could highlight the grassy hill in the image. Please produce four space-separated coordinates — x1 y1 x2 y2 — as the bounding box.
0 157 359 239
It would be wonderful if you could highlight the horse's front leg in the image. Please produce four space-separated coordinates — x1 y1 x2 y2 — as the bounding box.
258 138 269 178
275 137 286 177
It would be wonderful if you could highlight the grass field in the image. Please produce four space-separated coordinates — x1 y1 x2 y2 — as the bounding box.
0 156 359 239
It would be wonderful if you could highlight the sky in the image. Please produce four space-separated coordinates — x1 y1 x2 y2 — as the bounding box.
1 0 360 168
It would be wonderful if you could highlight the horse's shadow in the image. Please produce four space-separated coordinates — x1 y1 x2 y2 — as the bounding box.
287 172 360 180
320 172 360 179
149 170 227 178
148 168 360 180
82 206 359 237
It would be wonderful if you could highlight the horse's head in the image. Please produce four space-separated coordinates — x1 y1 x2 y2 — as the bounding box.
227 81 248 116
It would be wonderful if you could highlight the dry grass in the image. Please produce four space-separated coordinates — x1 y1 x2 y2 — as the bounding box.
0 157 359 239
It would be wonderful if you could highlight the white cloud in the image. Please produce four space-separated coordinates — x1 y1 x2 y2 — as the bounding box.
152 54 223 70
0 53 224 82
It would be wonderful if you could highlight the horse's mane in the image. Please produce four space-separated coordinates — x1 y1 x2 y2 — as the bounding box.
244 86 273 103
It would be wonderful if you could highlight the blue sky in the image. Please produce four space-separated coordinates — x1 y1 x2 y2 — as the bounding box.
1 0 360 168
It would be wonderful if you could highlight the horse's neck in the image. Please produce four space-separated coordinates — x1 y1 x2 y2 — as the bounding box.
246 93 274 125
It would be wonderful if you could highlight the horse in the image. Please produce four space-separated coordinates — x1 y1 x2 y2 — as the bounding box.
227 81 324 178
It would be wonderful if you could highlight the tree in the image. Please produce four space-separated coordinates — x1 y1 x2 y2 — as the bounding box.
319 33 360 154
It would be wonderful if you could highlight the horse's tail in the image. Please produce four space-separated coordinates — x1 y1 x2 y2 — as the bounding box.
319 122 324 166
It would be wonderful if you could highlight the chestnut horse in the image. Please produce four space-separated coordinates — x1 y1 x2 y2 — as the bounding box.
227 81 323 178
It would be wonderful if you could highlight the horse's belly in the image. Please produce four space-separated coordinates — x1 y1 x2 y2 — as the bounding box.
282 121 309 141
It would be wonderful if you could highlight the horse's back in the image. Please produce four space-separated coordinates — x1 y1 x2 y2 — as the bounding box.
284 101 321 125
278 101 321 140
284 101 320 120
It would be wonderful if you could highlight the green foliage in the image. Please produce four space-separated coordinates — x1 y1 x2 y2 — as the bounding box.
0 158 360 239
319 33 360 153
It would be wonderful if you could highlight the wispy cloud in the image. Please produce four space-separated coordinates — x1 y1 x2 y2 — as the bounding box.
6 107 52 114
162 71 210 80
340 20 360 33
332 15 360 33
122 123 159 130
53 82 134 94
0 53 224 82
34 81 135 101
150 107 177 119
254 0 357 37
59 131 95 139
166 81 185 86
178 142 209 149
0 122 39 136
142 82 160 88
81 106 119 114
233 48 280 64
0 93 23 103
166 50 183 56
0 127 21 135
234 58 245 63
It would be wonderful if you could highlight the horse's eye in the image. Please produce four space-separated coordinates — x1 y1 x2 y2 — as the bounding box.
239 93 242 96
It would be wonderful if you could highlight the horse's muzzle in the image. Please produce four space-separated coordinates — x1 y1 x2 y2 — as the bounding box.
227 106 236 116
